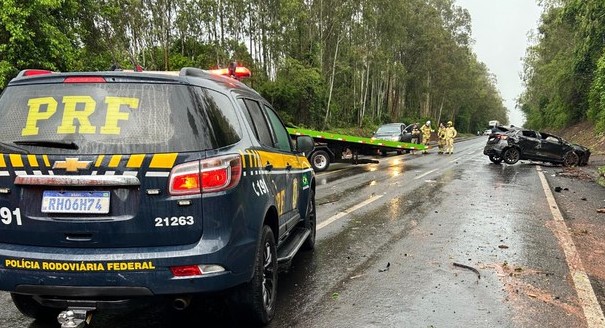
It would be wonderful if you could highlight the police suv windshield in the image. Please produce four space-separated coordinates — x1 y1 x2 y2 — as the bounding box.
0 83 242 154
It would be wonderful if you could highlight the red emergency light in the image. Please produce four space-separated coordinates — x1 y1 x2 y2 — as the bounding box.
209 66 251 80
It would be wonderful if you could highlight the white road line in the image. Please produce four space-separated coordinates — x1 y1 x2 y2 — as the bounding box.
449 156 463 163
537 166 605 328
414 168 438 180
317 194 383 230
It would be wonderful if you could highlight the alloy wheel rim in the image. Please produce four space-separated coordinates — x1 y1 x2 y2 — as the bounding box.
261 241 275 311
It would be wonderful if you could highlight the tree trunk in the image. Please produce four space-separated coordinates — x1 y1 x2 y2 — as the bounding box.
325 35 342 128
424 71 431 117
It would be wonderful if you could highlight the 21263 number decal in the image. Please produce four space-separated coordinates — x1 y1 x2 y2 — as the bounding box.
154 216 194 227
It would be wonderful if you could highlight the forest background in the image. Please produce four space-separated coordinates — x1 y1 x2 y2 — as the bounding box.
1 0 605 137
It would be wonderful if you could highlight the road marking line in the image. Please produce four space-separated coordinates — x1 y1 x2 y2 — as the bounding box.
414 168 438 180
537 166 605 327
317 194 383 230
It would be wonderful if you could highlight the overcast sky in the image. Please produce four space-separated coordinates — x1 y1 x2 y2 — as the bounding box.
455 0 543 127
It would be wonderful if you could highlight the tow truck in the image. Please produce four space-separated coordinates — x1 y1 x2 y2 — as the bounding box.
288 127 427 171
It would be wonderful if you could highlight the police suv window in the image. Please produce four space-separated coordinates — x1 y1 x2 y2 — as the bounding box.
195 88 242 147
0 83 241 154
238 98 260 141
263 105 292 152
241 99 274 147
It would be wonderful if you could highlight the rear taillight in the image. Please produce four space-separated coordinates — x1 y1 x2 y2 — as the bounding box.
169 154 242 195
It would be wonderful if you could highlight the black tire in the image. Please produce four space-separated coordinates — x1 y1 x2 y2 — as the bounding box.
489 155 502 164
233 225 277 325
301 189 316 251
11 293 61 322
310 150 330 172
562 151 579 167
503 147 520 165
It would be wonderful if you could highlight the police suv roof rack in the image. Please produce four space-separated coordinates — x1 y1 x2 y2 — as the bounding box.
179 67 208 78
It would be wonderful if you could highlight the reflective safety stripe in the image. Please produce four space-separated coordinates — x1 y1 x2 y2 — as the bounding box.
108 155 122 168
9 154 23 167
126 154 145 168
95 155 105 167
149 153 177 168
27 155 38 167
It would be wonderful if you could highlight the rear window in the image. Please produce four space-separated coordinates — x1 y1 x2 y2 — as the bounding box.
0 82 241 154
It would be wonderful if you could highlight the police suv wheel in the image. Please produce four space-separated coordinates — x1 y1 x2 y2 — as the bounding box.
11 293 60 322
503 148 520 165
301 189 316 251
310 150 330 172
235 225 277 325
563 151 579 167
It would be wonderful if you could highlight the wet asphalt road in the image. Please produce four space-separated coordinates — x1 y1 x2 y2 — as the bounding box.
1 136 603 327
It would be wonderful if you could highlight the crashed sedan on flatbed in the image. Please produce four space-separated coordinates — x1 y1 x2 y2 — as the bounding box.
483 127 590 166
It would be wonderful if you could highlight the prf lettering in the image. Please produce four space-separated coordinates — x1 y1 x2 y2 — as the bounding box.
21 96 140 136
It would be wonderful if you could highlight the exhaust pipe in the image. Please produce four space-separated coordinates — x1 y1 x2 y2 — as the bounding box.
172 296 192 311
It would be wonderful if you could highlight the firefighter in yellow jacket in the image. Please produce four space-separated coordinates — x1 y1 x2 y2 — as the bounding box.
420 121 433 154
437 122 446 154
444 121 457 154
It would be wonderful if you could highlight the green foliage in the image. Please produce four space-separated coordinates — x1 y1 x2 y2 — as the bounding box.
0 0 507 134
257 58 326 128
588 51 605 132
522 0 605 131
0 0 85 88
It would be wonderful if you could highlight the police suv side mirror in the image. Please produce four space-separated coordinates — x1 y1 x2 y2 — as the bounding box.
295 135 315 155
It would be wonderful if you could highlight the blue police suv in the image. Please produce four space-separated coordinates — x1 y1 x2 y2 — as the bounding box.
0 67 316 326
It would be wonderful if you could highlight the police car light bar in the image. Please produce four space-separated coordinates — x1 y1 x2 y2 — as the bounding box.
208 66 251 79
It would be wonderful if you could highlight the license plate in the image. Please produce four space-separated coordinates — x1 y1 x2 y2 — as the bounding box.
41 191 110 214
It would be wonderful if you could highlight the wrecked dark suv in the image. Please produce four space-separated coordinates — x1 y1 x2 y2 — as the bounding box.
0 68 316 326
483 127 590 166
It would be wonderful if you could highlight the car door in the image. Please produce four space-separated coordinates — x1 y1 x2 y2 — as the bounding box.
538 133 566 161
238 98 302 241
517 130 541 159
261 104 308 234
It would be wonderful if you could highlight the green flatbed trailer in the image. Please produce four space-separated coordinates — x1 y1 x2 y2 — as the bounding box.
287 127 427 172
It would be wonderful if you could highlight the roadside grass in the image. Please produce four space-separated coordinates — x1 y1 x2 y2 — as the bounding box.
598 167 605 187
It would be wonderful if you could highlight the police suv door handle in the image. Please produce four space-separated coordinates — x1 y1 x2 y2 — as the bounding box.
265 162 273 171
